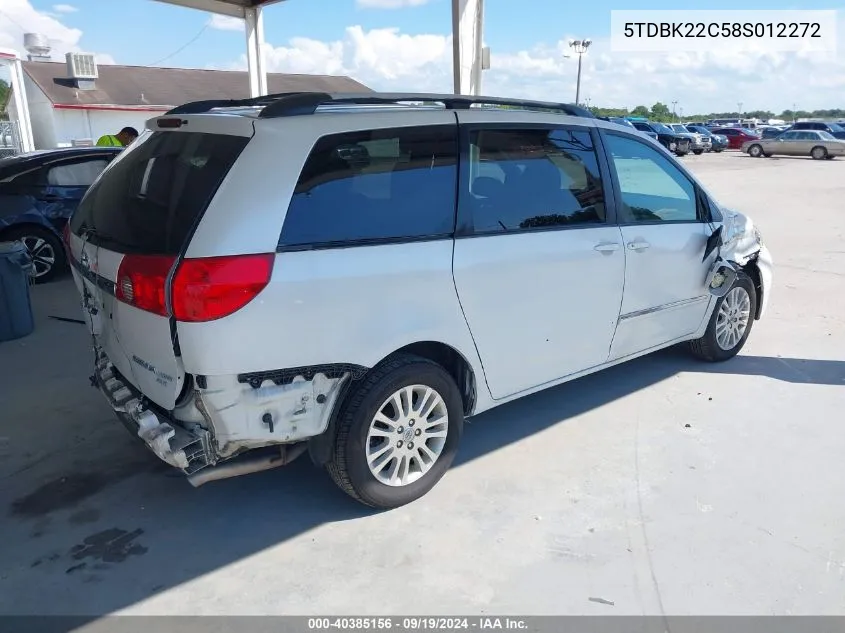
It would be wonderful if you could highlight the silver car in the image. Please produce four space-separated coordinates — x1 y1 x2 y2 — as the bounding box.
743 130 845 160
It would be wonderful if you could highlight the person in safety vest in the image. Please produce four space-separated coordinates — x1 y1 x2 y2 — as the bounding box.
96 127 138 148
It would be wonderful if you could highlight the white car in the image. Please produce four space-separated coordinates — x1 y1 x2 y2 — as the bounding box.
65 92 773 508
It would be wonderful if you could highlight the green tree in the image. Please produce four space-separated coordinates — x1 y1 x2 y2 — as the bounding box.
650 102 672 121
0 79 9 120
631 105 650 117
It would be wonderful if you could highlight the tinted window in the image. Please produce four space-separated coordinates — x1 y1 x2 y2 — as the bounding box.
279 126 456 248
47 159 109 186
652 123 674 134
819 131 836 140
70 132 248 254
780 132 800 140
605 133 698 223
463 127 605 234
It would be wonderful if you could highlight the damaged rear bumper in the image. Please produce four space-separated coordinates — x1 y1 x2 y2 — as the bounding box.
94 349 215 474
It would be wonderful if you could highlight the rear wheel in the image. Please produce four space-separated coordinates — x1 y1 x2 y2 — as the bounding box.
748 144 764 158
811 146 828 160
688 271 756 362
2 226 65 283
693 149 704 155
327 354 464 509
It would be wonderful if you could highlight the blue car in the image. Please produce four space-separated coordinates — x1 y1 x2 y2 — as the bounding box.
0 147 120 282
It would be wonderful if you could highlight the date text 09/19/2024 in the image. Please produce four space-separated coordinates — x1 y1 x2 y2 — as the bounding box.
308 618 529 630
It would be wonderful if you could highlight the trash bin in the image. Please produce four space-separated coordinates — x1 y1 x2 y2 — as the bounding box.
0 240 35 342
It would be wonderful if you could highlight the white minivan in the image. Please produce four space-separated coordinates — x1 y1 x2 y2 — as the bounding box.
65 92 773 508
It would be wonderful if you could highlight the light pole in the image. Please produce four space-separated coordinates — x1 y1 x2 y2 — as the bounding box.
567 39 591 105
738 102 743 121
671 100 678 121
792 103 797 123
679 106 684 121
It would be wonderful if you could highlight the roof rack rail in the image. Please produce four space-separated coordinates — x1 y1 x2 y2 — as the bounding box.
163 92 317 116
164 91 595 119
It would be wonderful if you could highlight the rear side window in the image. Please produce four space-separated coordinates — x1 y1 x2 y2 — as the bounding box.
47 159 110 186
278 126 457 248
70 132 248 254
463 127 605 234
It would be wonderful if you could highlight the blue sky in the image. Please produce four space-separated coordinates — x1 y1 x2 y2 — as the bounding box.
26 0 842 69
2 0 844 112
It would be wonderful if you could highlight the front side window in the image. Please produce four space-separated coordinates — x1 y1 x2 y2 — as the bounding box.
463 127 606 234
604 133 698 223
279 126 457 248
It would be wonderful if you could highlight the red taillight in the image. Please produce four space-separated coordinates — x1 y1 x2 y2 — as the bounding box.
171 254 274 322
115 254 176 317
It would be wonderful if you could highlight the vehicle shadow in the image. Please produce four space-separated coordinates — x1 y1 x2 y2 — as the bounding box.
3 340 843 618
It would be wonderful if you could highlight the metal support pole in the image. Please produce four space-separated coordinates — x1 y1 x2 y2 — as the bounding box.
8 55 35 151
244 6 268 97
575 53 583 106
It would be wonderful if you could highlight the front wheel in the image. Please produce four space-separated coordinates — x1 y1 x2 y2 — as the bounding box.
747 144 764 158
693 149 704 155
327 354 464 509
688 271 757 362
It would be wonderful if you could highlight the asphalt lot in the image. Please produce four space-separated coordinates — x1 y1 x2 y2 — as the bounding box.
1 151 843 618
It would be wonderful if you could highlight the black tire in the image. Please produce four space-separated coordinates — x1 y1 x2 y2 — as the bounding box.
811 146 828 160
714 148 724 153
326 354 464 509
688 271 757 362
693 149 704 155
1 225 65 283
748 144 764 158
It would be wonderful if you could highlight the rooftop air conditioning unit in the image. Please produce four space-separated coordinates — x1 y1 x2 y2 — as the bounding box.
66 52 98 80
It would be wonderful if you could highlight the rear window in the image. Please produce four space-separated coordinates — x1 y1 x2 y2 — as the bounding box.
70 131 248 254
278 125 457 249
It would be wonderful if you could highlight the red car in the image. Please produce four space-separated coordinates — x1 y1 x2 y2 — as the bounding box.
711 127 759 150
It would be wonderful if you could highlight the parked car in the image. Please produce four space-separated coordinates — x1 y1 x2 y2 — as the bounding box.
629 120 691 156
668 123 711 155
743 129 845 160
685 125 728 152
790 121 845 140
760 126 789 139
710 127 759 150
598 116 659 142
66 92 773 508
0 147 121 282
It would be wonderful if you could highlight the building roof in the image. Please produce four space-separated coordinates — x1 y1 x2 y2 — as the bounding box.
22 62 372 109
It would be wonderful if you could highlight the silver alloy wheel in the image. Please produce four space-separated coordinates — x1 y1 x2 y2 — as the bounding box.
21 235 56 278
812 146 826 160
715 286 752 351
749 144 762 157
366 384 449 487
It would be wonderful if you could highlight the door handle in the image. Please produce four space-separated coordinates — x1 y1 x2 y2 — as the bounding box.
627 240 651 251
593 242 620 253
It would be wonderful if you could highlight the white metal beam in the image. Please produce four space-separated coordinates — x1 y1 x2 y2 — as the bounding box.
153 0 245 18
451 0 484 95
244 6 268 97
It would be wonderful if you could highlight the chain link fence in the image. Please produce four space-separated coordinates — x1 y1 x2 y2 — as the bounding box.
0 120 23 159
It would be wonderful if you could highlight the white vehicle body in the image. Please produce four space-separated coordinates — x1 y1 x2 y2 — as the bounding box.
65 93 773 507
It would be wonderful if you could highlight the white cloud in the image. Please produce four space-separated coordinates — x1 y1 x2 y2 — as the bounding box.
52 4 78 13
356 0 433 8
208 14 244 32
224 25 845 114
0 0 114 64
